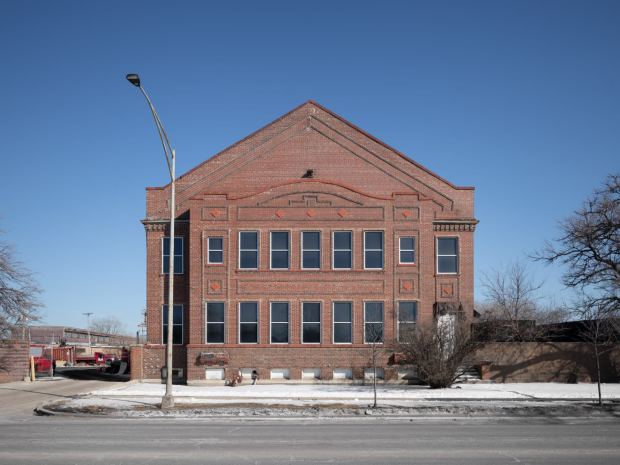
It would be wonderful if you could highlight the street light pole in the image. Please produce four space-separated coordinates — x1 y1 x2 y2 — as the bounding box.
126 73 176 409
83 312 93 349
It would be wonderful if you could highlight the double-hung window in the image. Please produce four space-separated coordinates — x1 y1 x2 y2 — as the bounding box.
398 301 417 342
270 302 289 343
364 231 384 269
239 302 258 344
332 231 352 269
162 237 184 274
333 302 352 343
302 302 321 343
208 237 223 264
239 231 258 269
162 304 183 344
364 302 384 343
399 237 415 264
205 302 225 343
437 237 458 274
270 231 290 269
302 231 321 269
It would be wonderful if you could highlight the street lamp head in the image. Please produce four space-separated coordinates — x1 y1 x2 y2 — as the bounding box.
126 73 141 87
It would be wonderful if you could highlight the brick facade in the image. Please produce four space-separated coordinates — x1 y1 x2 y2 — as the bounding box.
143 101 476 383
0 340 30 384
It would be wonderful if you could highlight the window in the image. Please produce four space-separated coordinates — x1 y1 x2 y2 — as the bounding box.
399 237 415 264
205 302 225 343
162 237 184 274
270 302 289 343
333 302 352 343
364 231 384 269
270 231 289 269
333 231 352 269
437 237 458 274
364 302 383 343
398 301 417 341
208 237 223 264
239 231 258 269
302 302 321 343
162 304 183 344
239 302 258 344
302 231 321 269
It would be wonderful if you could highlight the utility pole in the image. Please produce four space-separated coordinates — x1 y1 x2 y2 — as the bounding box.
83 312 93 350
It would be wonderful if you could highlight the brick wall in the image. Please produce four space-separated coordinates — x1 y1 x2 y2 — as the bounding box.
0 340 30 384
475 342 620 383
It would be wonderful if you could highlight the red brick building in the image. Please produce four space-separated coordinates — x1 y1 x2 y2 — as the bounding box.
141 101 476 384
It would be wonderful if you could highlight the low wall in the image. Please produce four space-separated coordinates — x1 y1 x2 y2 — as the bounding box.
475 342 620 383
0 340 30 384
130 344 187 382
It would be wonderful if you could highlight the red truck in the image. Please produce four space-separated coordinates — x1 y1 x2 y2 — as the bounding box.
74 351 117 366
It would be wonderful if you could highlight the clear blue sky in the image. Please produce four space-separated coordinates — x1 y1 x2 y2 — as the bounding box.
1 1 618 333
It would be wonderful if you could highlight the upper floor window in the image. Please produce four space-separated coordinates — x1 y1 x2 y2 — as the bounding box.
239 231 258 269
399 237 415 264
398 301 417 342
437 237 458 274
302 302 321 343
364 231 384 269
162 237 184 274
364 301 384 343
162 304 183 344
239 302 258 344
205 302 225 343
333 302 352 343
270 302 289 344
302 232 321 269
208 237 223 264
270 231 290 269
332 231 352 269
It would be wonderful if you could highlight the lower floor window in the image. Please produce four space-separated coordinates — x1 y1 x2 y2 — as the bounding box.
270 302 289 343
333 302 352 343
364 302 384 343
239 302 258 343
302 302 321 343
162 304 183 344
398 301 417 342
205 302 225 343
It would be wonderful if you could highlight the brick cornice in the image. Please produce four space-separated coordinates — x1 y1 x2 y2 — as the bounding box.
141 219 189 232
433 219 478 232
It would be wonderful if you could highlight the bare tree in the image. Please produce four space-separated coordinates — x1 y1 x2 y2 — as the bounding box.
90 316 126 336
0 233 42 339
395 314 482 389
478 262 547 341
536 173 619 311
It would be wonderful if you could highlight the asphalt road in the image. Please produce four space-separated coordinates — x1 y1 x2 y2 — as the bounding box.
0 379 619 465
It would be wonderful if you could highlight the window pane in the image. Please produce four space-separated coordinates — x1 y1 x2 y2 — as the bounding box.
172 325 183 344
240 251 257 268
271 232 289 250
271 323 288 343
303 303 321 322
207 302 225 322
365 302 383 322
303 232 320 249
209 237 223 250
334 302 352 322
400 251 415 263
240 323 258 343
240 232 257 249
271 303 289 322
174 237 183 254
303 323 321 343
438 237 457 255
173 255 183 273
400 237 414 250
163 255 170 272
271 250 289 269
334 231 351 249
334 323 352 343
206 323 224 343
365 323 383 343
365 231 383 249
334 251 351 268
163 237 170 255
399 323 416 341
303 251 320 268
438 256 458 273
240 302 258 322
399 302 417 322
365 250 383 268
209 251 223 263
